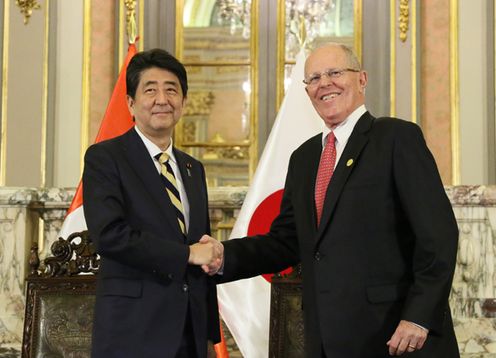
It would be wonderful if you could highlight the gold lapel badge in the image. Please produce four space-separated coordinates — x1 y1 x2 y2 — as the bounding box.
346 159 354 167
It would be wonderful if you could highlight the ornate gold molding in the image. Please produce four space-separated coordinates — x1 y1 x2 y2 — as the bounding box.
15 0 41 24
183 91 215 116
398 0 409 42
124 0 137 44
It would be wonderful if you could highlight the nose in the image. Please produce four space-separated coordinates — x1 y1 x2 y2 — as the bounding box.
319 72 334 87
155 89 168 104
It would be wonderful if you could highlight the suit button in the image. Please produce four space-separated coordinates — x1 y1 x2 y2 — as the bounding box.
314 252 321 261
168 273 174 280
182 283 189 292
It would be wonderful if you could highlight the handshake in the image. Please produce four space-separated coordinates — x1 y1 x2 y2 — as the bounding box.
188 235 224 275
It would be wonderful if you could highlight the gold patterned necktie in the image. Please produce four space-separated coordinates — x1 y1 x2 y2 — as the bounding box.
157 152 186 234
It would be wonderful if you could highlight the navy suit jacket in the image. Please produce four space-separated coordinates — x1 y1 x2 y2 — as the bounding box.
222 113 459 357
83 128 220 358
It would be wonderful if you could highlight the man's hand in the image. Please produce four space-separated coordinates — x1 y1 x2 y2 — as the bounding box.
387 320 428 355
188 235 224 275
199 235 224 275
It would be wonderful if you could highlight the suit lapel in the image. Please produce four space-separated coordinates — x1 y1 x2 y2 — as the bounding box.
122 129 184 238
315 113 375 245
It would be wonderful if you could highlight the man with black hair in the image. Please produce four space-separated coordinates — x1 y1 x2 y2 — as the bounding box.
83 48 221 358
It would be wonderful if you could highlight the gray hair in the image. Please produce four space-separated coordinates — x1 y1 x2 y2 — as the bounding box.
316 42 361 70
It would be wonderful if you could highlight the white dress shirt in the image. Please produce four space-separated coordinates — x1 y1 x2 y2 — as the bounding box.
321 104 367 165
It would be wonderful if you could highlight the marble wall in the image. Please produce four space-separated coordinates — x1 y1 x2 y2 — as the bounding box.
0 185 495 357
447 186 496 357
0 187 91 356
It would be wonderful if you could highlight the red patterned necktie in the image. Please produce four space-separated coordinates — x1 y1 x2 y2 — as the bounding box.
315 132 336 227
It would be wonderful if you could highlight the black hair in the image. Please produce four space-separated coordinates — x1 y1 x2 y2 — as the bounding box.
126 48 188 99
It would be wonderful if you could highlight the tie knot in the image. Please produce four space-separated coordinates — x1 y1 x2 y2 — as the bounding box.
327 132 336 146
157 152 169 164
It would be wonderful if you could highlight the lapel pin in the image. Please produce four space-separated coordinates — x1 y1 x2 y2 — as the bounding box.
186 162 192 177
346 159 354 167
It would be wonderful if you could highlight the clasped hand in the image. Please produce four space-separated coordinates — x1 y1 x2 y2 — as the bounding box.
188 235 224 275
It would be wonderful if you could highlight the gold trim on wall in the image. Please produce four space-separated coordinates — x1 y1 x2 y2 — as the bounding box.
175 0 184 60
410 0 417 123
276 0 285 110
249 0 259 178
390 0 396 117
450 0 460 184
40 0 49 187
80 0 91 172
138 0 144 51
354 0 362 62
174 0 185 147
118 0 125 68
0 0 10 185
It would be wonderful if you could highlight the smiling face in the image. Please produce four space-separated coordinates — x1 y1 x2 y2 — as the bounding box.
127 67 186 144
304 45 367 128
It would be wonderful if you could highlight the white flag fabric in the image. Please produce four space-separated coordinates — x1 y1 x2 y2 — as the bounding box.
218 50 323 357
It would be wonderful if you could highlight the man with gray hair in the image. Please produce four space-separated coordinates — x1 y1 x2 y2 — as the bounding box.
202 43 460 357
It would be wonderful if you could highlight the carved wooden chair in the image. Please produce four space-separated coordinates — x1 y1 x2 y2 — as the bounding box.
22 231 99 358
269 264 305 358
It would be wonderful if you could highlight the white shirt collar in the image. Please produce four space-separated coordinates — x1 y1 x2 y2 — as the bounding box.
134 126 177 164
322 105 367 147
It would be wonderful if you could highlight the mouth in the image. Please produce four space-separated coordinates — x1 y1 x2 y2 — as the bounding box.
152 111 173 115
321 93 340 101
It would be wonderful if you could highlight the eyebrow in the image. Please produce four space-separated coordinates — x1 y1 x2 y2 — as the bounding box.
309 68 338 75
143 80 178 87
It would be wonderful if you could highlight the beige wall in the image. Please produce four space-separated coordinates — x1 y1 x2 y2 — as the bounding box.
459 0 492 184
53 0 84 187
3 1 47 187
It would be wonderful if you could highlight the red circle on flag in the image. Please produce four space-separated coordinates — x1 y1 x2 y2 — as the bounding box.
247 189 293 282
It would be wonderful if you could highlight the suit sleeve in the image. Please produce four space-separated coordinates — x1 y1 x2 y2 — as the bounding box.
221 153 301 282
392 123 458 334
199 163 221 343
83 144 190 280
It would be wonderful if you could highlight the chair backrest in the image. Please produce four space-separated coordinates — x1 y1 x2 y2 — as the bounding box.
22 231 99 358
269 264 305 358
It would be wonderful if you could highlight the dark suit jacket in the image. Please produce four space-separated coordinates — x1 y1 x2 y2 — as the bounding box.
222 113 459 357
83 128 220 358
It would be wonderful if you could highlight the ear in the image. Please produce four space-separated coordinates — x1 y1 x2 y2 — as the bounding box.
126 95 135 116
359 71 368 92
